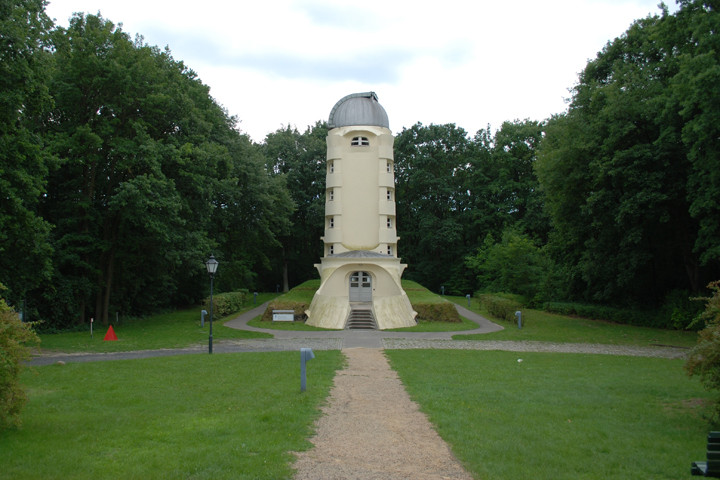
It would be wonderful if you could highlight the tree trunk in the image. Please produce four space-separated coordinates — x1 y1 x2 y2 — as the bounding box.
102 244 116 324
282 246 290 292
78 299 86 325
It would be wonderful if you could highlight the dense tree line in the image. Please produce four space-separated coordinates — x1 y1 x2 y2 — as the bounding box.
391 0 720 317
2 0 719 329
1 3 292 328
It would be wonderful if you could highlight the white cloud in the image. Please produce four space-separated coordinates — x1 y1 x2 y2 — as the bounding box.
45 0 675 141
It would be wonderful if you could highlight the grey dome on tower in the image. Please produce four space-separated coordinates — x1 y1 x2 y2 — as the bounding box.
328 92 389 129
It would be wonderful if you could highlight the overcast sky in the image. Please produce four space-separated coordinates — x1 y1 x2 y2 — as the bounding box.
45 0 678 142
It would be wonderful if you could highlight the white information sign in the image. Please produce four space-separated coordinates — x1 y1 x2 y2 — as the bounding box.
272 310 295 322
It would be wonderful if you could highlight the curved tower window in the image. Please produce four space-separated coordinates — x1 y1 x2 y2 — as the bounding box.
351 136 370 146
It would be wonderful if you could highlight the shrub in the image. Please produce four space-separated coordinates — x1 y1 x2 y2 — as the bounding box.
658 289 706 330
413 302 461 322
204 289 249 318
476 294 522 323
0 286 40 429
466 230 553 302
261 301 310 322
685 281 720 422
541 302 654 327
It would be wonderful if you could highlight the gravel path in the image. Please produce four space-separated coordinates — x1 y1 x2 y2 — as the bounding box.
384 339 688 358
27 338 342 366
292 348 472 480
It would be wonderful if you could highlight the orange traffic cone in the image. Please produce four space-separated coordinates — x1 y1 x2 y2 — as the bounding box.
103 325 118 341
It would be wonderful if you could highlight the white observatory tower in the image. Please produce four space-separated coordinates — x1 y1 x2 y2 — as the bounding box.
305 92 417 329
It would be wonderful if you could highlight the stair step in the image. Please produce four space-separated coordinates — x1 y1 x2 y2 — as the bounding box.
346 308 378 330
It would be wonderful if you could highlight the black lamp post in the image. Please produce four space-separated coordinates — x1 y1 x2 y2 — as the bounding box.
205 254 219 354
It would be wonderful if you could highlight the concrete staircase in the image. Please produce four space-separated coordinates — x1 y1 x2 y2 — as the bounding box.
346 305 377 330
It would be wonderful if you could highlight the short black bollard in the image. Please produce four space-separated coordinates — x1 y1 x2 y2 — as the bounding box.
301 348 315 392
253 292 258 304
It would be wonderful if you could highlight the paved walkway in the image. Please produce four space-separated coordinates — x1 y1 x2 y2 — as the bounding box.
223 302 503 349
29 302 687 364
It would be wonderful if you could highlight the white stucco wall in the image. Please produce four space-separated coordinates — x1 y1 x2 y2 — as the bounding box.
306 121 415 329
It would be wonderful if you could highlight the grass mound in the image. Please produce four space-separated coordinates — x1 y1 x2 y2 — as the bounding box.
402 280 461 323
261 281 318 322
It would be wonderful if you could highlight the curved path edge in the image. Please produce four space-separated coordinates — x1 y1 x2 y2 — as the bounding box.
223 301 504 348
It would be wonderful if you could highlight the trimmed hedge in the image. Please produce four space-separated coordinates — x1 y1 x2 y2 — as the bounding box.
204 289 249 318
542 302 650 327
476 294 522 323
413 302 461 323
261 301 309 322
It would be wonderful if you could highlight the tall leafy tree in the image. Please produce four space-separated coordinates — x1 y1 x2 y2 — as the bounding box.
394 123 475 293
262 122 327 291
35 13 292 326
536 0 720 306
0 0 54 310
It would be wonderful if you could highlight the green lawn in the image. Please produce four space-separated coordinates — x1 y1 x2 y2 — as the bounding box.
2 351 344 480
448 296 698 348
273 280 320 304
386 349 712 480
385 316 479 332
35 293 280 354
403 280 449 303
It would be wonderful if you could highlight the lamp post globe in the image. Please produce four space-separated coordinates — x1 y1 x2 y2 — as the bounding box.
205 255 219 353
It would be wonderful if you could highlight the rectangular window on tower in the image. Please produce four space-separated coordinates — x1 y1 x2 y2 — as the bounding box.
328 189 334 201
387 218 392 228
329 217 334 228
329 245 334 255
387 161 392 173
387 246 393 255
387 190 392 201
329 162 334 174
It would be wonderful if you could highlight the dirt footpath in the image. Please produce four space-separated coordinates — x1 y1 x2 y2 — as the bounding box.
293 348 472 480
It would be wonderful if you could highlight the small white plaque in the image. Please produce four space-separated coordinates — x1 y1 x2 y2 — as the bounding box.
272 310 295 322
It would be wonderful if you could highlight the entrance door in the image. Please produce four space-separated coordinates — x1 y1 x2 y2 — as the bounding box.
349 271 372 302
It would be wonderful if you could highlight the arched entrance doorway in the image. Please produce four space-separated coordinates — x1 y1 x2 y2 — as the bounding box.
349 271 372 302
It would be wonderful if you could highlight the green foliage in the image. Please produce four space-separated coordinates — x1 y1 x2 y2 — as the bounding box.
261 123 327 290
685 280 720 421
476 294 522 323
542 292 706 330
0 0 55 308
659 289 706 330
0 285 40 429
542 302 649 327
467 229 553 303
536 1 720 306
204 289 249 318
394 121 550 294
412 303 461 323
0 11 294 329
